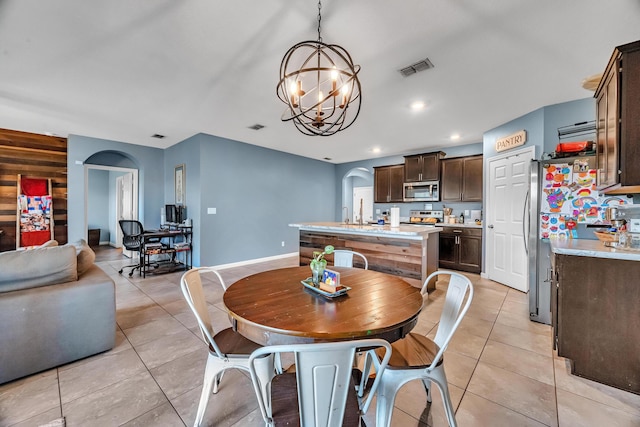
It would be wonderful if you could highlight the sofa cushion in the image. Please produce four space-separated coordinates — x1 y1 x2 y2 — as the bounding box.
66 239 96 276
0 245 78 293
39 239 59 248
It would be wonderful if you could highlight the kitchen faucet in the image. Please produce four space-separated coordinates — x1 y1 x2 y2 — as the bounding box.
342 206 349 224
358 199 364 226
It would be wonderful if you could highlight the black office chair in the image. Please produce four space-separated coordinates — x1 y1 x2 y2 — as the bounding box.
118 220 144 276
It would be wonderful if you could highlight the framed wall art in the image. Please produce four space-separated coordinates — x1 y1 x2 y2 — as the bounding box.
174 164 185 205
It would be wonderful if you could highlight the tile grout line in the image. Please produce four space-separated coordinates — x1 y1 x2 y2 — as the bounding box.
459 288 556 426
452 282 508 417
96 267 192 426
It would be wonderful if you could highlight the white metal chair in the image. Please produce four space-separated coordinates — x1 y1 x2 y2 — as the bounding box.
333 249 368 269
369 270 474 427
249 339 392 427
181 267 274 427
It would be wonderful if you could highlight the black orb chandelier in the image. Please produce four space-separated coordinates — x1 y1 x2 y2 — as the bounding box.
277 0 362 136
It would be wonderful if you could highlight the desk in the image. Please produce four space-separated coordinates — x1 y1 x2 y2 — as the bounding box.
141 227 192 277
223 266 424 345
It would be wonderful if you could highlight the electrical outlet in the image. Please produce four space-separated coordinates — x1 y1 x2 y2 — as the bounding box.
281 241 285 247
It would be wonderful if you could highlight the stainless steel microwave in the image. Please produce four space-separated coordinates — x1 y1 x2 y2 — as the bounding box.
403 181 440 202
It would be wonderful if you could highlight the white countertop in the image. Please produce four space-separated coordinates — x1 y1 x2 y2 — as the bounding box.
550 238 640 261
289 222 441 239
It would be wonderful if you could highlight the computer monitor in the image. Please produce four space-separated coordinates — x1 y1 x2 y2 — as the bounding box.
165 204 177 224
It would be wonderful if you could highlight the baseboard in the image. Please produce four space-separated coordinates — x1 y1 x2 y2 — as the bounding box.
214 252 299 270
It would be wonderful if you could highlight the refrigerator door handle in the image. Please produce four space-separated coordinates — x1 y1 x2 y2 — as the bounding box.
523 189 530 254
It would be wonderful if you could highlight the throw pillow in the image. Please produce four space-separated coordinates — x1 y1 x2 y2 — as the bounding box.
68 239 96 275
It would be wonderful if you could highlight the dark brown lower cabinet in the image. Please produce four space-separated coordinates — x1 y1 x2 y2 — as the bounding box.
552 253 640 394
438 227 482 273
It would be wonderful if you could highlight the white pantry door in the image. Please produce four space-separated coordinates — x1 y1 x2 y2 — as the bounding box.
486 147 534 292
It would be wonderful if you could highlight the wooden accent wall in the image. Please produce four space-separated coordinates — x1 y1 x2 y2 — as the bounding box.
0 128 68 251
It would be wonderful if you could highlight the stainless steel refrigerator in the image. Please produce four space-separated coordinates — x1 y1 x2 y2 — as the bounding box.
527 156 597 325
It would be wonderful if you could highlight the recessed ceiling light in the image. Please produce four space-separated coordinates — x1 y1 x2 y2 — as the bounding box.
450 133 461 141
410 101 426 111
372 147 381 154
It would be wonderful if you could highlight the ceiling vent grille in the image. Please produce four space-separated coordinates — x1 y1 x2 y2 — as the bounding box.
399 58 434 77
151 134 165 139
248 124 265 130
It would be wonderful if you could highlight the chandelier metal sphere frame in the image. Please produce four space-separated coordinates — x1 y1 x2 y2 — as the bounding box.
276 1 362 136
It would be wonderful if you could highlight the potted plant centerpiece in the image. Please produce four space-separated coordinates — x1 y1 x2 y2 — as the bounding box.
310 245 334 285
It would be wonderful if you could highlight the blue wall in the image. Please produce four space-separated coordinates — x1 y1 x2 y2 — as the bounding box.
69 133 334 267
87 169 110 242
484 98 595 161
166 133 336 266
67 135 165 244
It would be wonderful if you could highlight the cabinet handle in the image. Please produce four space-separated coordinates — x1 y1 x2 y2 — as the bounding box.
453 230 462 233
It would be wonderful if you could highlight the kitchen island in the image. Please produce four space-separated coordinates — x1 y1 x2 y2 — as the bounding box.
550 238 640 394
289 222 440 290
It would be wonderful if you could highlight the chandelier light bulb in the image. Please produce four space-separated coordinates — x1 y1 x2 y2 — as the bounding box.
331 66 338 94
317 91 324 114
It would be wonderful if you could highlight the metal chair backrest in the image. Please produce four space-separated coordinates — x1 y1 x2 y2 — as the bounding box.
118 219 143 251
333 250 368 269
422 270 473 370
249 339 391 427
180 267 228 358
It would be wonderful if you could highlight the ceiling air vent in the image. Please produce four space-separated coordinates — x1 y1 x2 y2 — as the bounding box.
248 124 265 130
151 134 165 139
399 58 434 77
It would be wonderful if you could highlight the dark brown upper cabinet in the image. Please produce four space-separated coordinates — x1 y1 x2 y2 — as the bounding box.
404 152 445 183
441 155 483 202
374 164 405 203
595 40 640 193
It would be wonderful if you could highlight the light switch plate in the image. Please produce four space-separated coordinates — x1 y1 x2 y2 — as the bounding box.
207 207 217 214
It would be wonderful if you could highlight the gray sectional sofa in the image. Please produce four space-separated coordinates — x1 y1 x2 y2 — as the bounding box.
0 241 116 384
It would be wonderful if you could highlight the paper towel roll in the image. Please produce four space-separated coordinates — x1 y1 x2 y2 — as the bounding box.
390 207 400 227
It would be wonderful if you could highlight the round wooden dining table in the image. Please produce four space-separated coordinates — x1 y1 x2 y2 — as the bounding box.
223 266 424 346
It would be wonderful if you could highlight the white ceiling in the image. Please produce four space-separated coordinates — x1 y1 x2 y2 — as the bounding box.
1 0 639 163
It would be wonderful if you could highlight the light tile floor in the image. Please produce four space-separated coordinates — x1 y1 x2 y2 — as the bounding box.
2 253 640 426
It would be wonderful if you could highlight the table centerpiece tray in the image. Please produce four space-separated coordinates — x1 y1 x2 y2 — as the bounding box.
301 278 351 298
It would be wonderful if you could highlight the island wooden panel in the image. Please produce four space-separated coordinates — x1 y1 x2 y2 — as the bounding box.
298 230 439 290
0 128 68 251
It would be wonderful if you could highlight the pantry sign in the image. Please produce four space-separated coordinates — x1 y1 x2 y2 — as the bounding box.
496 130 527 152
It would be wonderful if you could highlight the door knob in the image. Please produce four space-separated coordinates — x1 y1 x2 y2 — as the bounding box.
488 224 494 229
